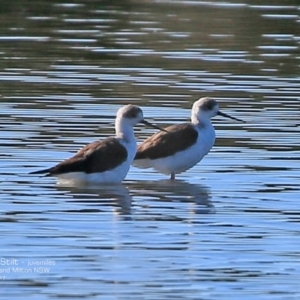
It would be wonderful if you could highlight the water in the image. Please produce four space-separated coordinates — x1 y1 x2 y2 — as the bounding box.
0 0 300 299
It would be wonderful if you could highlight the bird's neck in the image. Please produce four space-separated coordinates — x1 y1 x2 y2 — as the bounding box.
191 113 210 127
115 118 136 143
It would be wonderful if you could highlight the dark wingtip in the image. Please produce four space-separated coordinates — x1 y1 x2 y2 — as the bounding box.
29 168 51 176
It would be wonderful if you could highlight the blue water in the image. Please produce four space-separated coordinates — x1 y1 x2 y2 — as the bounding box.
0 0 300 299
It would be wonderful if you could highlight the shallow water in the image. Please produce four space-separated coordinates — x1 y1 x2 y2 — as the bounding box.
0 0 300 299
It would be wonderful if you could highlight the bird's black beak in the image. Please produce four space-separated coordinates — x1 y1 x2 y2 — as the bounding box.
141 120 167 132
217 111 245 123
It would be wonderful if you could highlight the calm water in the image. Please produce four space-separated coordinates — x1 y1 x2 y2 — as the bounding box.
0 0 300 299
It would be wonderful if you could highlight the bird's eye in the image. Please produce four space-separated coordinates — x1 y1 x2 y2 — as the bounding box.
206 101 214 110
127 107 142 119
130 111 137 118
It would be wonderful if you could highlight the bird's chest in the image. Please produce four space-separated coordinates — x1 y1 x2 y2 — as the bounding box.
122 139 137 163
175 127 215 168
195 126 216 156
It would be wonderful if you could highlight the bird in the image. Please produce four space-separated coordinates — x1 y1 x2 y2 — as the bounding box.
30 104 164 185
133 97 244 180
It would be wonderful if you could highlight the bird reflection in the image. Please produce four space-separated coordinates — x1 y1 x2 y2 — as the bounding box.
127 179 214 214
56 183 132 215
54 179 214 216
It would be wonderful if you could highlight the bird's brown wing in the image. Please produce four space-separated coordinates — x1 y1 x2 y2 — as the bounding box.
135 123 198 160
31 137 128 175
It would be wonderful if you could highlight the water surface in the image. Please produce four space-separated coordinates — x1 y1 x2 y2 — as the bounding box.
0 0 300 299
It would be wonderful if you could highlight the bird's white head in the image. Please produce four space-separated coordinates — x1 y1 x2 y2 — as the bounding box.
115 104 165 140
115 105 144 140
117 104 144 126
191 97 219 124
191 97 244 125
